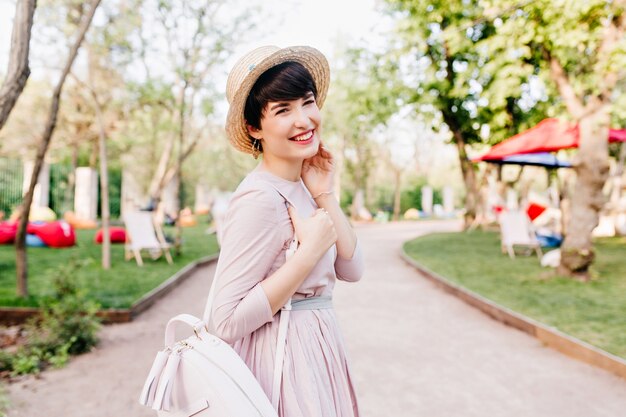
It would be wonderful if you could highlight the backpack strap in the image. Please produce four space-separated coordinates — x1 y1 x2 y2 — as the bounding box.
271 237 297 410
202 181 298 412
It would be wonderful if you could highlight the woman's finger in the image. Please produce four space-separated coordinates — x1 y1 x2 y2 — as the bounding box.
287 205 301 229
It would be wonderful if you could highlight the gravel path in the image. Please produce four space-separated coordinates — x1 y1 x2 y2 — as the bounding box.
6 220 626 417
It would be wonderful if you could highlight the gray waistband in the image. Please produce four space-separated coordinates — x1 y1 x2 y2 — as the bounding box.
289 296 333 311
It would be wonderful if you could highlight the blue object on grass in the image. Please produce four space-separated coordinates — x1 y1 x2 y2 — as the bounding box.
26 234 47 247
536 232 563 248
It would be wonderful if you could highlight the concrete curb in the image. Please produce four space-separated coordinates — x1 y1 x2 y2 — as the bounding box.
0 253 219 325
400 249 626 380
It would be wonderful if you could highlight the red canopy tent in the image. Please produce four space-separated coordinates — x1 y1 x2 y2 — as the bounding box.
476 118 626 161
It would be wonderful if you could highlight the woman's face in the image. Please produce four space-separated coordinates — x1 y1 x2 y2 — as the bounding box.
248 92 322 162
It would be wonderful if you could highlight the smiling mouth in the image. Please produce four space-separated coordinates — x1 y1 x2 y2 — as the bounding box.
290 130 314 142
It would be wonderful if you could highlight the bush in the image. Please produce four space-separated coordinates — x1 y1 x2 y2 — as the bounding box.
400 182 443 214
0 351 12 374
33 259 101 355
2 259 101 376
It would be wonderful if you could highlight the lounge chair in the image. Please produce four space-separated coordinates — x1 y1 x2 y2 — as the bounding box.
498 210 542 259
123 211 173 266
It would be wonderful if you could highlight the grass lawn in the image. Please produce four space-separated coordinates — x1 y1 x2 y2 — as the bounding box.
0 224 219 309
404 230 626 359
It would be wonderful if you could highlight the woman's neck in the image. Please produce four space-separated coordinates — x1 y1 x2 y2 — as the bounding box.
259 155 302 182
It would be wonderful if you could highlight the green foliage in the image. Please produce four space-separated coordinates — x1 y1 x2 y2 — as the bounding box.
4 342 72 377
404 231 626 358
0 351 12 373
9 351 41 376
96 168 122 218
34 259 101 355
325 45 404 194
384 0 550 145
479 0 626 121
339 188 354 214
400 181 443 213
48 163 72 216
0 259 102 376
370 185 395 213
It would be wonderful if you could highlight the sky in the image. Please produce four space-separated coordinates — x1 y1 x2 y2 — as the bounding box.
232 0 384 60
0 1 14 65
0 0 385 72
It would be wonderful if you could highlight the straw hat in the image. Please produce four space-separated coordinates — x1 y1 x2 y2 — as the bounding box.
225 46 330 155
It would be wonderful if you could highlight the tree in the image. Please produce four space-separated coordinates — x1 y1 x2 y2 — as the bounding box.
481 0 626 278
384 0 549 229
325 46 402 217
15 0 101 297
81 48 113 269
74 0 144 269
126 0 255 252
0 0 36 131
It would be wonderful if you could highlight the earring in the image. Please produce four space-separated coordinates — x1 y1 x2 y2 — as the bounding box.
252 139 261 159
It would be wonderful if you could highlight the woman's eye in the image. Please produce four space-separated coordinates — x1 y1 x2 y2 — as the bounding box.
276 108 288 115
304 99 315 105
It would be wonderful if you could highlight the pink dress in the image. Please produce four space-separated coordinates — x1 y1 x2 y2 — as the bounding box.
209 169 364 417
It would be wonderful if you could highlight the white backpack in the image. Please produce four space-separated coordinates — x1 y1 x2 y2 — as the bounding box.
139 187 296 417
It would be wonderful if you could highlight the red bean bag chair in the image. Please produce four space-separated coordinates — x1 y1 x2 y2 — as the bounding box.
0 222 17 244
526 202 547 221
94 227 127 244
26 221 76 248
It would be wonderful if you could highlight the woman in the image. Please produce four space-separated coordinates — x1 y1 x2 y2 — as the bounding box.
209 46 364 417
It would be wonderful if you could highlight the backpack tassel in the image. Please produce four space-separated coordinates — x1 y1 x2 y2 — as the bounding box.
139 350 169 407
152 353 181 411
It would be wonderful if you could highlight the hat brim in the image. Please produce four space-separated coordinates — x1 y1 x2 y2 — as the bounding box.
225 46 330 155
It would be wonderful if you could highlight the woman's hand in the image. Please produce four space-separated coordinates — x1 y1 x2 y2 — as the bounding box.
287 205 337 261
302 142 334 199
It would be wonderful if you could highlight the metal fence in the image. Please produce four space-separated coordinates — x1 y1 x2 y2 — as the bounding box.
0 158 23 217
0 158 121 219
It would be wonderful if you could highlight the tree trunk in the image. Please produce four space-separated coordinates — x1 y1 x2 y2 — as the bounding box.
558 105 610 279
88 48 111 269
445 119 479 229
64 143 79 213
436 47 480 229
15 0 101 297
542 2 624 275
96 102 111 269
392 167 402 221
89 136 98 168
174 80 189 256
0 0 36 131
148 133 175 204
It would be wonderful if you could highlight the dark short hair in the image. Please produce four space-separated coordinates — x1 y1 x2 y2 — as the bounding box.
244 61 318 132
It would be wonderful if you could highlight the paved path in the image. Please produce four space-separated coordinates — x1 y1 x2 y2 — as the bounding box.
6 220 626 416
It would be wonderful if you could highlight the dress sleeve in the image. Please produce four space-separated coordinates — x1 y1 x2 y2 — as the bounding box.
334 239 364 282
209 187 287 344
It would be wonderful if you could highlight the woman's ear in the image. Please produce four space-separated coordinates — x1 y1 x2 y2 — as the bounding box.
247 124 262 140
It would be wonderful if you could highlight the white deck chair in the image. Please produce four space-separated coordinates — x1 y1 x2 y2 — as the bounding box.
498 210 542 259
124 211 173 266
